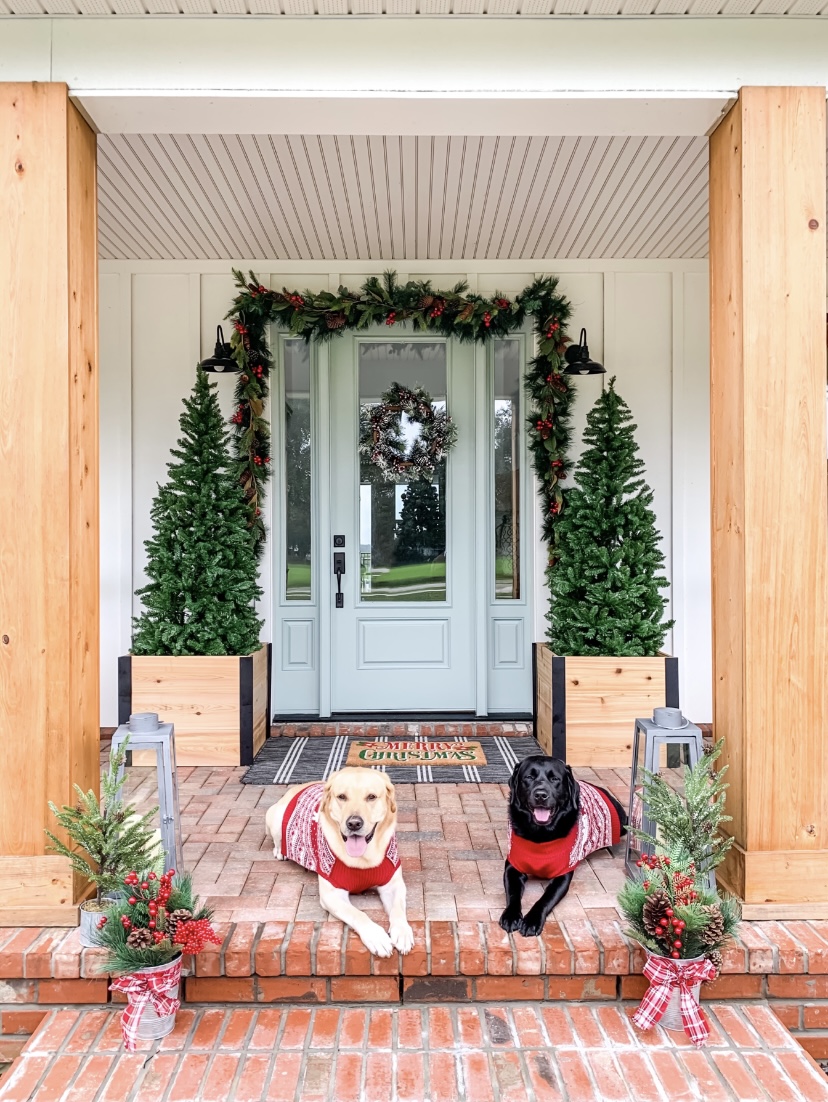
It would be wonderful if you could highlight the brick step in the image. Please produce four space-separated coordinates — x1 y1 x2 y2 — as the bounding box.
2 1003 826 1102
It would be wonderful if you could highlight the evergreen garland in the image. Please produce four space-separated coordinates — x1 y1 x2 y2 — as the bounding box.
132 368 263 657
549 377 673 656
226 269 574 565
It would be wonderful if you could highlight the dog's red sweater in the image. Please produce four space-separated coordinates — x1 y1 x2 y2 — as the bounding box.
507 782 622 880
281 782 400 893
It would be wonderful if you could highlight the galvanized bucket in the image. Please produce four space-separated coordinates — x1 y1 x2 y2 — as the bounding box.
78 902 106 948
131 955 182 1041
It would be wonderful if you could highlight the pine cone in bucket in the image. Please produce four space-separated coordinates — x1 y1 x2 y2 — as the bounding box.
700 904 726 946
126 928 154 950
642 890 672 937
165 909 193 942
705 949 723 978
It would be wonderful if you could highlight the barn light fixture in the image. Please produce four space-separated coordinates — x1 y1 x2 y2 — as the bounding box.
200 325 237 373
563 328 605 376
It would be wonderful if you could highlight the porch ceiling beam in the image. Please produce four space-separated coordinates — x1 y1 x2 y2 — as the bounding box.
4 19 828 120
709 87 828 907
74 93 732 138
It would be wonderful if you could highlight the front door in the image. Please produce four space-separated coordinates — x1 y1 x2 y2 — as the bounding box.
328 334 476 712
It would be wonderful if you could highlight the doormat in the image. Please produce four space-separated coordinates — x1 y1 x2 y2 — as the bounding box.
241 734 543 785
345 740 487 768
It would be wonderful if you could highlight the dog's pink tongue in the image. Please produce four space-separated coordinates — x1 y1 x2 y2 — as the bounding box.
533 808 551 823
346 835 368 858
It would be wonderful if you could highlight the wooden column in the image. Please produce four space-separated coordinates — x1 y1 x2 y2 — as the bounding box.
710 87 828 908
0 84 99 925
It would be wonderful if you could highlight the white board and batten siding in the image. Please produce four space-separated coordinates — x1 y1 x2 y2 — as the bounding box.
99 260 711 726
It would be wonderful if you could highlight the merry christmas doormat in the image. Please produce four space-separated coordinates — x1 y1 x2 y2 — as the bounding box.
241 734 543 785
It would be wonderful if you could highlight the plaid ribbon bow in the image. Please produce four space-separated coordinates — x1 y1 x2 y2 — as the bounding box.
109 957 182 1051
632 954 717 1047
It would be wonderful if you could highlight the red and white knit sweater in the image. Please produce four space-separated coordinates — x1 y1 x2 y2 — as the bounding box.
507 782 622 880
281 783 400 893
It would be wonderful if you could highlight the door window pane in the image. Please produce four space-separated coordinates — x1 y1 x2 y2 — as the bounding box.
358 342 447 602
494 340 521 600
284 340 312 601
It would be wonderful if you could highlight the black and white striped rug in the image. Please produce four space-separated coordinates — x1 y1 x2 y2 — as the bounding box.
241 734 543 785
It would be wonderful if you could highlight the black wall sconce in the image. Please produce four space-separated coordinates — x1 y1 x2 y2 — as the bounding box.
200 326 237 373
563 328 605 376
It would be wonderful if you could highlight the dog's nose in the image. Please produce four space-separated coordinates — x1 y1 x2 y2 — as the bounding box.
532 788 551 804
346 815 364 833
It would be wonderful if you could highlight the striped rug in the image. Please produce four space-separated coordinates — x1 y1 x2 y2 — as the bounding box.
241 734 543 786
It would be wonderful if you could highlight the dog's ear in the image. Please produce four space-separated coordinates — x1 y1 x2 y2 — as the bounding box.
383 773 397 816
563 763 578 808
321 775 336 819
508 762 523 806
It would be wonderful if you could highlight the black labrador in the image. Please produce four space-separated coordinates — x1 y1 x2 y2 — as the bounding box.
499 755 627 937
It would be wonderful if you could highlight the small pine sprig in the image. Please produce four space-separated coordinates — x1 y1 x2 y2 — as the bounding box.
631 739 733 875
45 738 162 905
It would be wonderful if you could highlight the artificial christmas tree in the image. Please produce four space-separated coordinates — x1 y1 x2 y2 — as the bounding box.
121 368 270 766
534 379 677 767
550 377 672 656
132 368 263 657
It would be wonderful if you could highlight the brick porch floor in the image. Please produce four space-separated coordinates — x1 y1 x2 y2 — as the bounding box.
129 749 627 925
3 1003 828 1102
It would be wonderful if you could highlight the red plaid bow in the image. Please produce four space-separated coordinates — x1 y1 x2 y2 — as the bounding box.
109 957 182 1051
632 954 717 1047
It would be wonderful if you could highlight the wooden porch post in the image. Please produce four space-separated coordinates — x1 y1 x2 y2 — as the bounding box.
709 87 828 907
0 83 99 924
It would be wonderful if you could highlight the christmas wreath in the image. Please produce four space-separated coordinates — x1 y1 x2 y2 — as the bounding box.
360 383 457 482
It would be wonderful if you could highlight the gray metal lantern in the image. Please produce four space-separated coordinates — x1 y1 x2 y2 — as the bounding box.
111 713 183 876
625 708 716 892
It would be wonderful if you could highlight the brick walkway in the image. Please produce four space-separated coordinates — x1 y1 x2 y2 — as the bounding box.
122 750 627 924
3 1002 827 1102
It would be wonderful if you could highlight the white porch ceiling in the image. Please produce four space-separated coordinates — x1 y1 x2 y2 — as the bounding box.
97 133 709 261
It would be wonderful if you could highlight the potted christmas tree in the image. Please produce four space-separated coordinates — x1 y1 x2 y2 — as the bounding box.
535 378 677 767
119 368 270 766
46 738 162 947
95 869 220 1049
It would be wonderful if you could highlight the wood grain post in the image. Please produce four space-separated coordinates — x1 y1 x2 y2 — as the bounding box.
710 88 828 906
0 84 99 924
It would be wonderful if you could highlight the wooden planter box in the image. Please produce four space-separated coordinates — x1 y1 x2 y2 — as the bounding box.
534 644 678 768
118 645 272 767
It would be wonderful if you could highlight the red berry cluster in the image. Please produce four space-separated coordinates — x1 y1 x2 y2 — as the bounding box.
545 372 567 393
429 299 446 319
252 364 264 380
659 906 686 959
483 311 492 328
494 298 510 310
386 311 396 326
254 456 263 466
122 869 176 939
288 294 305 309
234 322 248 336
231 404 245 425
535 416 554 440
255 508 262 517
549 500 561 515
173 917 222 955
544 319 560 340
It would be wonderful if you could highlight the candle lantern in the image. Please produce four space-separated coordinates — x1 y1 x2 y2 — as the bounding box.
625 708 715 891
111 713 183 875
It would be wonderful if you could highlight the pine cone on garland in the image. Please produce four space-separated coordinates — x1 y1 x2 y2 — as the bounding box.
456 304 475 323
699 905 726 946
642 890 672 937
165 909 194 943
325 312 346 330
419 295 435 310
705 950 723 978
126 928 154 950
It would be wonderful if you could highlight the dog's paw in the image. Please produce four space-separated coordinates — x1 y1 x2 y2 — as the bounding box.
518 913 545 938
272 848 285 860
389 921 415 955
359 922 394 958
499 907 523 934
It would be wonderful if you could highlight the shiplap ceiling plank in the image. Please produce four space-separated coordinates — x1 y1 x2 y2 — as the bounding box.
95 130 760 262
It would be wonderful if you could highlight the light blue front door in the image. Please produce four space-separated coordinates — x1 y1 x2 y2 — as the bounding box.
328 334 477 712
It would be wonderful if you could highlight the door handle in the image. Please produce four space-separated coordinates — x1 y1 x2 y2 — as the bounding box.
333 552 345 609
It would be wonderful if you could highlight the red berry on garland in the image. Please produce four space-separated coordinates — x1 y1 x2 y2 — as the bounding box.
140 883 148 891
643 881 650 889
665 908 674 917
673 940 682 948
671 951 680 959
265 457 270 464
149 873 157 881
659 917 669 927
128 897 137 906
386 311 396 326
148 921 156 930
483 312 492 328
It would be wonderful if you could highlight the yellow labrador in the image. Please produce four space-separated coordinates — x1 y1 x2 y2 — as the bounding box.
265 767 414 958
